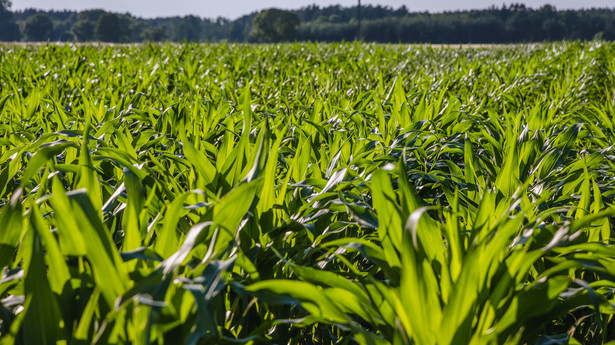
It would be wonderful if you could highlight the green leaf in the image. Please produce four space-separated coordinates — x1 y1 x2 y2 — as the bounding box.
0 189 23 270
246 280 347 323
21 229 65 345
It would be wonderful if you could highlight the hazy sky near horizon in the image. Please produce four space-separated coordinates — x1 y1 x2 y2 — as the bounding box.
11 0 615 19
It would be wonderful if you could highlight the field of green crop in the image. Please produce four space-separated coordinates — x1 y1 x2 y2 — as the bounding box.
1 42 615 344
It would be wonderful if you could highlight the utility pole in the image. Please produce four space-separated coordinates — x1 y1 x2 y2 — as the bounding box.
357 0 361 40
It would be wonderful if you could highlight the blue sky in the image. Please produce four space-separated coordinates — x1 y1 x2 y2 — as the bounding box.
11 0 615 19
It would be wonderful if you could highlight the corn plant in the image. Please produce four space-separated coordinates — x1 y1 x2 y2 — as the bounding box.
0 42 614 344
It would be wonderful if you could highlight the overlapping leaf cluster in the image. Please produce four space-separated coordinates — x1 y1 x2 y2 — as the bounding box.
1 42 615 344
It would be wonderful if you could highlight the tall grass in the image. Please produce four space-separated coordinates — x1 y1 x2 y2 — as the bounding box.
0 42 614 344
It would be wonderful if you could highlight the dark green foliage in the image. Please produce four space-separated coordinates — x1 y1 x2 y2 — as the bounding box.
251 8 300 42
24 13 53 41
141 24 168 41
95 13 122 42
0 0 19 41
58 31 75 42
71 10 106 41
174 15 201 42
0 19 19 42
6 4 615 43
71 20 94 41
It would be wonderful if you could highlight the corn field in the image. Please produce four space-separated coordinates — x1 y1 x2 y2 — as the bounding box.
1 42 615 344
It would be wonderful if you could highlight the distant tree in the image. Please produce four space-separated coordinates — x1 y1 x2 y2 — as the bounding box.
72 21 93 41
605 17 615 40
537 5 567 41
396 5 409 16
95 13 121 42
0 0 20 41
251 9 300 42
542 18 567 40
357 0 361 39
142 25 168 41
24 13 54 41
228 15 254 42
118 15 133 42
72 10 106 41
206 17 230 41
174 15 201 42
3 3 615 44
59 31 76 42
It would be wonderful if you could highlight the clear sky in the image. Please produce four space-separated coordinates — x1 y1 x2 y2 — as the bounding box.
11 0 615 19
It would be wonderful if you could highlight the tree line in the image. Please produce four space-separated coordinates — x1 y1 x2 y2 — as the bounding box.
1 1 614 43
